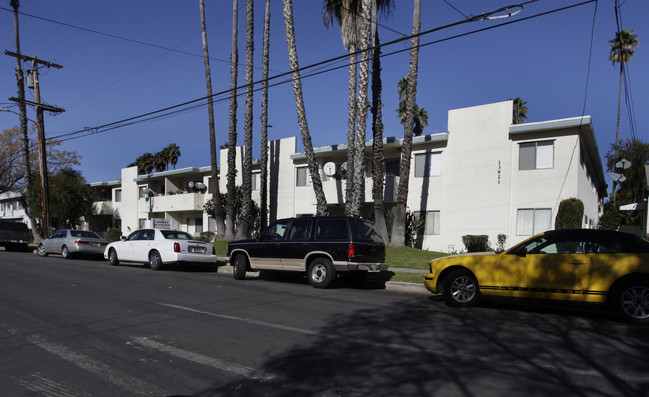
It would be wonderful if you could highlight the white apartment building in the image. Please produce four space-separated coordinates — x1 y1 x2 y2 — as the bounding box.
86 100 607 252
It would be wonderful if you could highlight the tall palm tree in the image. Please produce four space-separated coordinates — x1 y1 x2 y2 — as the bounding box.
397 76 428 136
200 0 225 238
511 97 528 124
236 0 255 239
225 0 240 240
323 0 394 216
391 0 421 247
371 29 389 243
260 0 271 230
283 0 328 215
609 29 638 147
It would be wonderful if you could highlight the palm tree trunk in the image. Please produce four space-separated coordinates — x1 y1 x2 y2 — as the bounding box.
199 0 225 238
225 0 239 240
371 30 389 244
260 0 270 230
282 0 328 215
345 49 357 216
391 0 421 246
350 0 373 217
236 0 255 239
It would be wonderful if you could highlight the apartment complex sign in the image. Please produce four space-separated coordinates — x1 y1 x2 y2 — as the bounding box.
152 218 172 230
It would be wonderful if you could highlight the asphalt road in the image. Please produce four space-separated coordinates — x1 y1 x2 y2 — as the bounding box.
1 250 649 397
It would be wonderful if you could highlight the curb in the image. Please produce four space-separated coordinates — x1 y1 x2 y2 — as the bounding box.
215 265 428 295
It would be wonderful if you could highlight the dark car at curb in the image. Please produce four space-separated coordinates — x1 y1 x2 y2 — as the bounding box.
0 220 31 252
226 216 388 288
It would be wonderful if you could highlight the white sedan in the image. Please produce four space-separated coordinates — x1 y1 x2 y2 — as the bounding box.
104 228 216 270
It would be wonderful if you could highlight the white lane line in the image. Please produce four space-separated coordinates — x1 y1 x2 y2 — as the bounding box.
19 373 92 397
26 335 166 396
132 336 278 382
157 302 420 352
158 303 649 384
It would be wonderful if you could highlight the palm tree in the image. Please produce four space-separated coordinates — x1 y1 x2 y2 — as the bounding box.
323 0 394 216
165 143 181 169
236 0 254 239
283 0 328 215
225 0 239 240
397 76 428 136
200 0 225 238
371 29 389 243
511 97 528 124
609 29 638 147
391 0 421 247
153 151 167 173
260 0 271 230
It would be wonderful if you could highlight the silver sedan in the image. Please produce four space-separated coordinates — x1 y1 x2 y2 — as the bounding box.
37 229 109 259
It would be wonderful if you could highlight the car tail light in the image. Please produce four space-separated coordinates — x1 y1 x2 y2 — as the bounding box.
174 242 181 253
347 243 356 259
75 240 90 245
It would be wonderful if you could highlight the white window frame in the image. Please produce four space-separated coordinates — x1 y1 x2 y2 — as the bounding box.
296 167 310 187
517 208 552 236
414 152 442 177
415 210 440 235
252 173 261 191
519 141 554 170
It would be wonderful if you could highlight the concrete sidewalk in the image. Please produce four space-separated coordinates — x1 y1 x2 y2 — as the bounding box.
215 264 429 295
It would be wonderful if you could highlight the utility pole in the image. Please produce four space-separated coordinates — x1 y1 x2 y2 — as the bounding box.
6 51 63 238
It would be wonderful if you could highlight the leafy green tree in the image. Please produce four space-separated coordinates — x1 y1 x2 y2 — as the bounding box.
555 198 584 229
511 97 528 124
27 168 93 230
605 138 649 206
609 30 639 147
397 76 428 136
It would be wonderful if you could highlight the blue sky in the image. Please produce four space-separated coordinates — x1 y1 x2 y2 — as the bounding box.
1 0 647 190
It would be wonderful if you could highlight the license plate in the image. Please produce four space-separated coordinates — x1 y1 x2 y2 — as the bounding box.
189 246 206 254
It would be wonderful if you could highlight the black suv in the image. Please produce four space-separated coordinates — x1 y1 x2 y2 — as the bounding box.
226 216 388 288
0 220 31 252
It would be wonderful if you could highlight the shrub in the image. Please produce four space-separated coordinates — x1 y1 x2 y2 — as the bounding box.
107 228 122 242
197 231 215 243
462 235 490 252
555 198 584 229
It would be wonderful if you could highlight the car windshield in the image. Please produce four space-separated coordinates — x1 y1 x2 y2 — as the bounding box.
161 230 195 240
70 230 101 239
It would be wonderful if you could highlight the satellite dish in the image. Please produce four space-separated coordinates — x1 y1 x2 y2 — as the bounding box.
340 162 348 175
610 172 627 183
323 162 337 176
195 182 207 193
188 181 195 189
616 159 631 170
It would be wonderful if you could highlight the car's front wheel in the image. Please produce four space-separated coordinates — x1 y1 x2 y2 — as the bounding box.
232 254 248 280
308 258 336 289
443 269 480 307
37 243 48 257
108 248 119 266
612 278 649 324
149 250 163 270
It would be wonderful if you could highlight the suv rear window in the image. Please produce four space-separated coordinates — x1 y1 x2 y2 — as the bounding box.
351 219 383 243
315 219 348 240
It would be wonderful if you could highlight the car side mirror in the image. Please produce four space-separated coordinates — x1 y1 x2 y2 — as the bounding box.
254 232 261 240
120 236 126 241
516 247 527 257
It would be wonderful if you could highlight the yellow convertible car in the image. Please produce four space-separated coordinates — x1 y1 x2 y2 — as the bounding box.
423 229 649 324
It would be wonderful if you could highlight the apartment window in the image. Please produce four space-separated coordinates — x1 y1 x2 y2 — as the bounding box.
138 218 146 229
414 152 442 177
252 173 261 191
138 186 148 199
517 208 552 236
296 167 309 187
415 211 440 235
188 218 203 234
114 189 122 202
519 141 554 170
384 158 400 176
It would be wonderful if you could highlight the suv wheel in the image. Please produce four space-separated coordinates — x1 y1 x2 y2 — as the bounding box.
232 254 248 280
308 258 336 289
